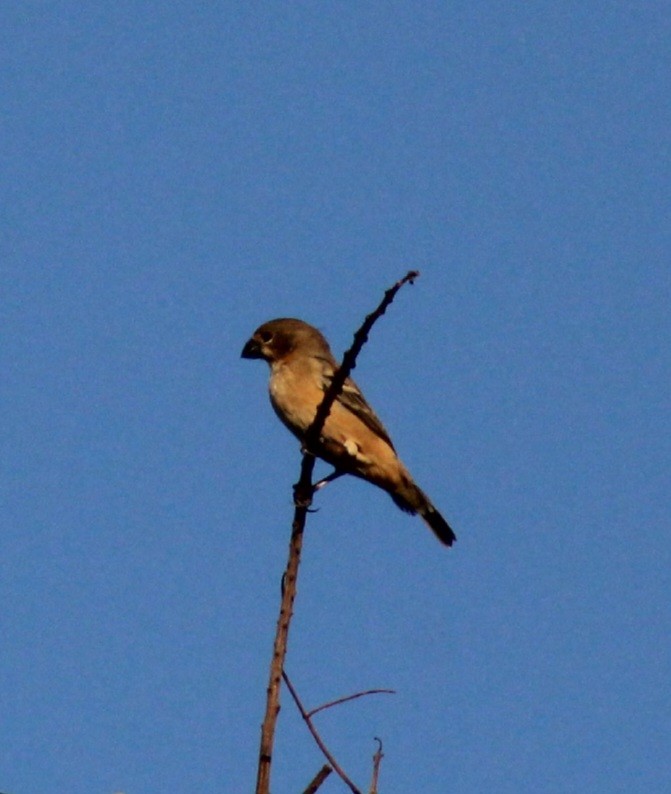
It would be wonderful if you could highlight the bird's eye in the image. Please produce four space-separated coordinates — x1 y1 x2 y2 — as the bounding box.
259 330 274 343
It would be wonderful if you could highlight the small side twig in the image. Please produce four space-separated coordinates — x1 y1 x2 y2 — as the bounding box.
369 738 384 794
302 764 333 794
254 271 419 794
283 671 362 794
308 688 396 719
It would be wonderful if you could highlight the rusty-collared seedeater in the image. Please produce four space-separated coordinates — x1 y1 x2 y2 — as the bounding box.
241 318 456 546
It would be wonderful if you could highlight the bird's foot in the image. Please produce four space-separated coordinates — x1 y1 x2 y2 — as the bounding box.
313 469 346 491
292 481 314 508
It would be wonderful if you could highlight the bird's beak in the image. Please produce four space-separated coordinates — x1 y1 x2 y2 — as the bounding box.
241 337 263 359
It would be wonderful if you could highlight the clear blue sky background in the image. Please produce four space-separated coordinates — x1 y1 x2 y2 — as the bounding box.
2 3 669 793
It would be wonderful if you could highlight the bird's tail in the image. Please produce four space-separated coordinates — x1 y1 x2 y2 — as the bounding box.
391 479 457 547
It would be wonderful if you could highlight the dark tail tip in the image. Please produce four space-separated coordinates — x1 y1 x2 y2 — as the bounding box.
390 484 457 547
423 506 457 547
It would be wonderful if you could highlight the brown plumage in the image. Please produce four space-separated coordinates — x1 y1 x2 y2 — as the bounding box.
241 318 456 546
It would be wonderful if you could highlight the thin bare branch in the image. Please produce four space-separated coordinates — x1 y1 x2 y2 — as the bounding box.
254 509 306 794
302 765 333 794
369 738 384 794
303 269 420 462
307 689 396 719
283 671 362 794
254 271 419 794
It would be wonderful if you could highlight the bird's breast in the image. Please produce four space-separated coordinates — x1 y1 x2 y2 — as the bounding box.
268 362 323 438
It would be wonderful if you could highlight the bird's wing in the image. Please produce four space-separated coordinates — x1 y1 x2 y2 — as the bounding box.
318 359 396 451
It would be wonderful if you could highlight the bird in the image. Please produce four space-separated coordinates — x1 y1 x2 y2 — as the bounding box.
241 318 456 546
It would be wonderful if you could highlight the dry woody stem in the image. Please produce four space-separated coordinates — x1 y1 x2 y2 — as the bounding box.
302 765 333 794
254 270 420 794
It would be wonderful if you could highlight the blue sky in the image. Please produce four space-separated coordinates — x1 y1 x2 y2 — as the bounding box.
2 3 669 792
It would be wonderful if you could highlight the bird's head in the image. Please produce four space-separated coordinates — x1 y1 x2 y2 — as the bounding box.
241 318 331 364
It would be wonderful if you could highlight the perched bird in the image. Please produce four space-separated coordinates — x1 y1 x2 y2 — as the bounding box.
241 318 456 546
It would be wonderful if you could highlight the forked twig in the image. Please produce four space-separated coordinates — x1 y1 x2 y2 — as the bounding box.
283 671 362 794
254 271 419 794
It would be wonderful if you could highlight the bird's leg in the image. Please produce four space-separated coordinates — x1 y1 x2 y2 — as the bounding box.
293 468 344 511
313 469 346 491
